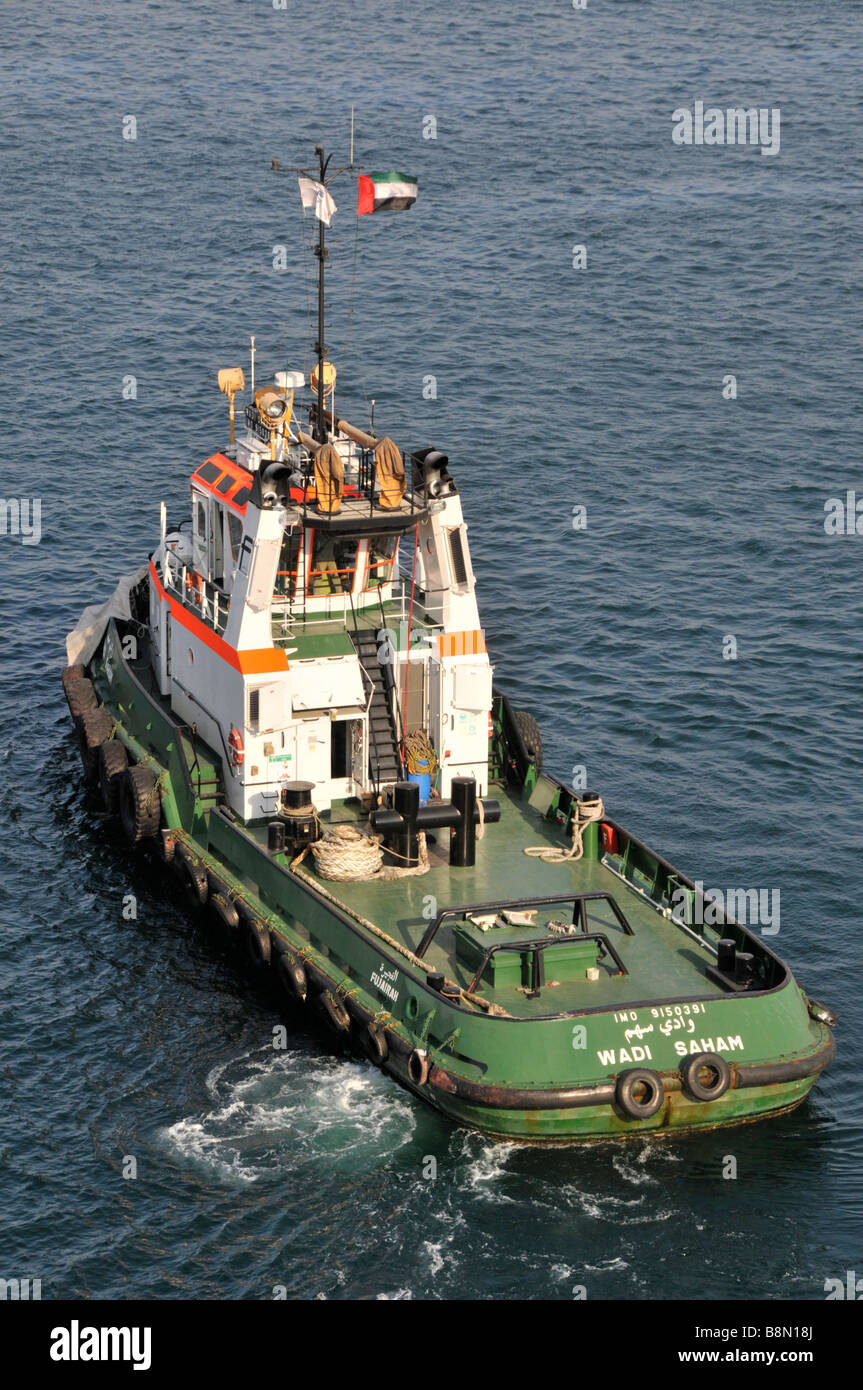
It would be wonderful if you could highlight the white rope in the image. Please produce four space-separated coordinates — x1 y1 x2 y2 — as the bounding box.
311 825 382 881
524 793 605 863
309 825 430 881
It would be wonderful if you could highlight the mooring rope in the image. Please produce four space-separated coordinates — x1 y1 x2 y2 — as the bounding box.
524 793 605 863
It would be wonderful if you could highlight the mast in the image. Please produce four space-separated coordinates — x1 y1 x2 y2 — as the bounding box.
313 144 331 445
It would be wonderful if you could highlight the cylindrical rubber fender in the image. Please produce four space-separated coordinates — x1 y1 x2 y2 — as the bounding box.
275 951 307 1003
157 829 176 864
118 765 162 844
679 1052 730 1103
318 991 351 1034
513 708 543 773
75 707 114 782
62 664 85 690
363 1022 389 1065
174 844 208 905
97 738 128 811
208 893 240 932
66 678 98 719
615 1067 665 1120
240 910 271 967
407 1048 431 1087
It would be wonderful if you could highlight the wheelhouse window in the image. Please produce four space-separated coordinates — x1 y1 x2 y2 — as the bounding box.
275 526 302 599
226 511 244 567
364 534 399 590
307 533 358 596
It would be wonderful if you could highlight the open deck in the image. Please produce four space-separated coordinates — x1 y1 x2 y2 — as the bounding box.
279 783 730 1021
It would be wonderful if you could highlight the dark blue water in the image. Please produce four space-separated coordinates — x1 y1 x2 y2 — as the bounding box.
1 0 861 1300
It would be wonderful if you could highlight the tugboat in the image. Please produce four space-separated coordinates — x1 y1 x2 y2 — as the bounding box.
63 146 835 1140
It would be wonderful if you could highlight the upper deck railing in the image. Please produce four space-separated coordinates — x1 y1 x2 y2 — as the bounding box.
160 556 230 637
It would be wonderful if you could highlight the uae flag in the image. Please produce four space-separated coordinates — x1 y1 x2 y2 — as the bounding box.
357 171 418 215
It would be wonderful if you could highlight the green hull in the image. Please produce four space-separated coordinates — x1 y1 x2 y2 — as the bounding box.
70 621 834 1143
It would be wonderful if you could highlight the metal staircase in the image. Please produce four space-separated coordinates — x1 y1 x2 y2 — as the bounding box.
350 629 404 790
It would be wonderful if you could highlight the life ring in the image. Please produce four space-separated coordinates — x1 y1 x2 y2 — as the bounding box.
276 952 307 1003
407 1048 431 1087
185 570 204 604
615 1067 665 1120
679 1052 730 1103
228 727 244 770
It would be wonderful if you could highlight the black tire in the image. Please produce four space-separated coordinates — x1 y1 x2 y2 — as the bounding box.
62 664 85 689
174 845 208 906
97 739 128 811
276 951 307 1003
407 1049 430 1087
680 1052 730 1103
209 893 239 932
616 1068 665 1120
242 913 271 967
514 709 543 773
75 708 114 782
119 765 162 844
157 829 176 864
319 991 351 1034
363 1022 389 1064
66 678 98 719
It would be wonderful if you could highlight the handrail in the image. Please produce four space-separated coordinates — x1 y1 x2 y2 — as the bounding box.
466 931 628 997
417 890 635 959
162 559 230 637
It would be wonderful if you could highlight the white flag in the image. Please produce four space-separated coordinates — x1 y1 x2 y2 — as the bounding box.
297 176 337 226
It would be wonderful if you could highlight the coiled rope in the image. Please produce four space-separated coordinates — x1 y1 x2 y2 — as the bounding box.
524 793 605 863
311 825 383 881
404 730 438 776
309 824 431 882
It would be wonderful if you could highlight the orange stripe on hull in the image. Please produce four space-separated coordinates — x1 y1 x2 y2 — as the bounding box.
438 630 486 658
149 560 289 674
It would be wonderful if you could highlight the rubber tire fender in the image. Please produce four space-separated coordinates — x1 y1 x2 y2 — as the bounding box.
275 951 307 1003
208 893 239 931
75 708 114 782
118 765 161 844
513 709 543 773
407 1049 431 1087
363 1022 389 1065
157 829 176 864
238 905 271 967
97 738 129 812
319 991 351 1034
174 844 208 905
66 678 98 719
615 1067 665 1120
62 664 85 690
679 1052 730 1103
